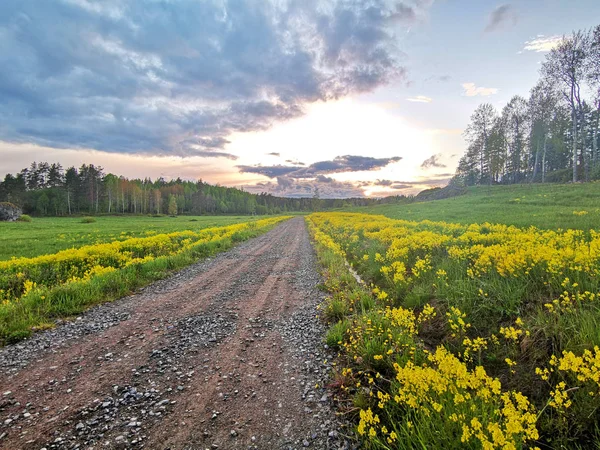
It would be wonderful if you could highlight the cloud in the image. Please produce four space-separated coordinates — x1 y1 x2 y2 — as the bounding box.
406 95 432 103
236 165 302 179
266 152 280 157
462 82 498 97
238 155 402 179
316 175 335 183
243 177 365 199
523 35 562 52
421 154 447 169
0 0 432 157
484 4 517 33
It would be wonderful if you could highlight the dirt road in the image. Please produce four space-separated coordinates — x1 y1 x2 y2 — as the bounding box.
0 218 349 450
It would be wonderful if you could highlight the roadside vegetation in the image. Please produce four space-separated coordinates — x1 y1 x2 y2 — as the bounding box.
0 216 289 344
359 183 600 231
0 215 253 260
308 212 600 449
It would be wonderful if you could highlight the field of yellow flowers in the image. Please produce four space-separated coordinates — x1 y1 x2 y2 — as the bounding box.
307 212 600 449
0 217 288 344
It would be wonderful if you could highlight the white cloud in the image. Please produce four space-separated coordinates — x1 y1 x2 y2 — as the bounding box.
461 82 498 97
523 35 562 52
406 95 433 103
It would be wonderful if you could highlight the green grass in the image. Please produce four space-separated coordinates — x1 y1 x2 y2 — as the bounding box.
0 217 288 344
357 183 600 230
0 215 254 260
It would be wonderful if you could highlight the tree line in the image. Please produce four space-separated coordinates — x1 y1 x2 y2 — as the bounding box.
0 161 407 216
453 25 599 186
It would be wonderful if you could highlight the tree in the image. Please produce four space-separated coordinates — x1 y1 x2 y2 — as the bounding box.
542 31 590 182
168 194 178 216
36 192 50 216
64 167 79 215
528 80 559 182
586 25 600 174
502 96 529 183
464 103 497 185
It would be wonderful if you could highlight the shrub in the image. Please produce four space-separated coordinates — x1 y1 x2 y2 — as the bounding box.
81 216 96 223
16 214 32 222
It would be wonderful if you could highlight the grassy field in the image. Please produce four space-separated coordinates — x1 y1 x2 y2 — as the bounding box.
359 183 600 230
0 215 254 260
0 217 289 343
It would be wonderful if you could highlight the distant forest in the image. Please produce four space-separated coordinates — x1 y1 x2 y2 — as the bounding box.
0 162 409 216
453 25 600 186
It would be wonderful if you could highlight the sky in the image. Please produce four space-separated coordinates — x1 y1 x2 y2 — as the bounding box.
1 0 599 198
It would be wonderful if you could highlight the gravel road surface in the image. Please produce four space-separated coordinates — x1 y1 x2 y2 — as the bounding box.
0 217 351 450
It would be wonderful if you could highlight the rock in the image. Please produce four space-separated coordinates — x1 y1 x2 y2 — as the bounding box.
0 203 21 222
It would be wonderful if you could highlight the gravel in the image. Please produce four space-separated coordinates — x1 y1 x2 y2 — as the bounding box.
0 218 355 449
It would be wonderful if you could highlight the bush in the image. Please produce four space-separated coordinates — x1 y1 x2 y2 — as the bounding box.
16 214 32 222
81 216 96 223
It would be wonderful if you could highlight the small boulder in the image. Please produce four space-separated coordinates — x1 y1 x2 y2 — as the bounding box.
0 202 22 222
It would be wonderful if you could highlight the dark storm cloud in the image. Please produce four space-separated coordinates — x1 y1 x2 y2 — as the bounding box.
421 154 447 168
236 164 303 178
0 0 429 157
484 4 517 33
238 155 401 178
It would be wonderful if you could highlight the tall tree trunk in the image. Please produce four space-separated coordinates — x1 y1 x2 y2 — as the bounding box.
532 137 541 183
593 107 599 172
95 179 99 213
584 124 589 182
542 135 548 183
572 105 578 183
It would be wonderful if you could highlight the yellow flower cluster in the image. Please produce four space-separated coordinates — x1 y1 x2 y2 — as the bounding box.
0 217 288 303
307 212 600 447
307 212 600 284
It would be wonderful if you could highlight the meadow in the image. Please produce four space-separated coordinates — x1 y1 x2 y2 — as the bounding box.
359 183 600 231
308 210 600 449
0 215 253 260
0 216 289 344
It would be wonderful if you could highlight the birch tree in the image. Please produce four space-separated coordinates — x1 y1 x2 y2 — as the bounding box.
542 31 590 182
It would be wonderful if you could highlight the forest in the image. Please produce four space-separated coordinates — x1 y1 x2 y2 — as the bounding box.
0 161 405 216
454 25 600 185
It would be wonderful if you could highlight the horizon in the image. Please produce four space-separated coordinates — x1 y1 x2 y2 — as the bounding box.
1 1 599 198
